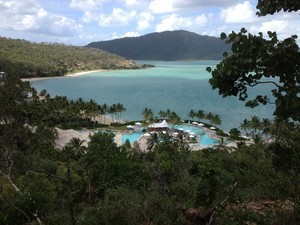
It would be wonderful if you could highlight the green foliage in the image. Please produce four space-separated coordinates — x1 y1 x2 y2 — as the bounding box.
256 0 300 16
0 37 140 78
188 108 222 126
1 2 300 221
208 29 300 122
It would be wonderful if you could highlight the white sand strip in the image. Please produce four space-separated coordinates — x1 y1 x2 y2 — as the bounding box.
21 69 107 82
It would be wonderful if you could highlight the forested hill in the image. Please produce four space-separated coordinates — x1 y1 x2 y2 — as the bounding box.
0 37 140 78
86 30 230 60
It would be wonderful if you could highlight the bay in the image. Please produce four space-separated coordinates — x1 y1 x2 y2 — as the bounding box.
30 60 275 131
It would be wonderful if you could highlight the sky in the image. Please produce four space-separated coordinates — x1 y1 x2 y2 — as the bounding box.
0 0 299 46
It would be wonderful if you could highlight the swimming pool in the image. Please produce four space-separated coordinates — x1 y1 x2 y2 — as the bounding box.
200 134 218 145
174 125 202 134
122 132 143 144
175 124 218 146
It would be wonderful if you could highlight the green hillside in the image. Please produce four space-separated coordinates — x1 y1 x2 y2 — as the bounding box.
86 30 230 60
0 37 140 78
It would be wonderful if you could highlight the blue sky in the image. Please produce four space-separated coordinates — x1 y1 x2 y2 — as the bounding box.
0 0 299 46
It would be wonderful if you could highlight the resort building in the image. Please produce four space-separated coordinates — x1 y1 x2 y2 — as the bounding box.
0 71 6 79
147 120 170 132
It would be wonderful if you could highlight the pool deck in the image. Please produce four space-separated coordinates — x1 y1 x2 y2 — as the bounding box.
54 123 235 151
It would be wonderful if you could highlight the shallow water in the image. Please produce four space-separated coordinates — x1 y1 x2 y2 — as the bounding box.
31 60 275 131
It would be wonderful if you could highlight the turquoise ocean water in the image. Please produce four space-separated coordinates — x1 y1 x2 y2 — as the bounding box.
30 60 274 131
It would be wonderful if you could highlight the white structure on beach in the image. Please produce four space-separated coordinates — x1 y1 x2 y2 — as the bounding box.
148 120 170 132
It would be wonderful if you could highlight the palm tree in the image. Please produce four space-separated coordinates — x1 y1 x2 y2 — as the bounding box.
109 104 117 122
75 97 86 126
102 103 109 124
173 133 190 151
211 114 222 126
87 99 98 127
206 112 214 124
249 116 262 134
65 137 86 160
240 119 250 136
169 111 181 127
196 109 205 121
261 118 272 138
188 109 195 121
158 110 167 119
115 103 126 122
142 107 154 123
147 132 159 151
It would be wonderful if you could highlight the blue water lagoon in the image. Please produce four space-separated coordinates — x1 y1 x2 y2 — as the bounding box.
30 60 274 131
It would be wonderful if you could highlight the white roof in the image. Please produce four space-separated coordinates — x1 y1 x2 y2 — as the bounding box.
149 120 169 128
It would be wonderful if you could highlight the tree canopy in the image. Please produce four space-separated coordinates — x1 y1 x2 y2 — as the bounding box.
207 2 300 123
207 29 300 122
256 0 300 16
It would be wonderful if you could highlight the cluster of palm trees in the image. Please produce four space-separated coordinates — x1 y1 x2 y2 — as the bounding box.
142 107 222 128
239 116 272 143
142 108 181 126
188 109 222 126
37 90 126 127
146 131 190 152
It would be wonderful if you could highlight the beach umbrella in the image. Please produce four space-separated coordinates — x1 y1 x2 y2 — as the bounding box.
192 122 198 125
189 135 195 138
144 133 151 137
189 132 196 135
135 122 142 126
126 125 134 129
210 126 216 130
185 129 191 133
178 128 184 131
173 132 179 135
198 123 204 126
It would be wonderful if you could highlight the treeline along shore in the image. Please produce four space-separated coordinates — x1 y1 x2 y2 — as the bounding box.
0 37 152 79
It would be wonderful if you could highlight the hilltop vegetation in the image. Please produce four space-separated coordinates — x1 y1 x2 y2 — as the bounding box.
0 1 299 224
0 37 140 78
86 30 230 60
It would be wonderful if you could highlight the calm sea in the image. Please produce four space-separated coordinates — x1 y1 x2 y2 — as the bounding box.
30 60 274 131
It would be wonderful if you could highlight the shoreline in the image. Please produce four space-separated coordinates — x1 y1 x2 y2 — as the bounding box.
21 69 107 82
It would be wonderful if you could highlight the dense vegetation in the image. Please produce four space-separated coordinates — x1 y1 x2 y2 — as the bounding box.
0 37 141 78
0 1 299 224
86 30 230 60
0 74 299 225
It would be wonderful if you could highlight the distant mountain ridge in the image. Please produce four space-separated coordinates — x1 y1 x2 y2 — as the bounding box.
86 30 230 60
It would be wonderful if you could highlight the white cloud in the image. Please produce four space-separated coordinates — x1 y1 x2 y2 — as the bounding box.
98 8 137 27
195 14 208 27
0 0 82 37
137 12 154 31
82 11 97 23
150 0 240 14
112 31 139 39
123 0 140 7
122 31 139 37
249 14 300 41
172 0 240 8
220 1 256 24
149 0 175 14
69 0 108 11
155 14 193 32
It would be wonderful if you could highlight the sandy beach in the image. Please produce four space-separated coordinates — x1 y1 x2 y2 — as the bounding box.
21 69 107 82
